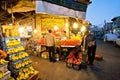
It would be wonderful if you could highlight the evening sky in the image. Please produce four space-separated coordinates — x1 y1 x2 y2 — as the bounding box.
86 0 120 27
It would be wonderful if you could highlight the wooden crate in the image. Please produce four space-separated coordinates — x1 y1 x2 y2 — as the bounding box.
28 71 39 80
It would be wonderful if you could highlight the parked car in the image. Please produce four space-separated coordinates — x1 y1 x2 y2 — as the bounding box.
104 33 118 42
115 38 120 46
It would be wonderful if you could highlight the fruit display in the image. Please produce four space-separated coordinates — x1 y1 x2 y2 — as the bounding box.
0 59 8 65
56 39 81 46
66 50 83 70
7 46 25 54
16 66 38 80
38 37 45 45
6 38 21 47
14 58 32 69
10 52 29 61
56 35 82 47
55 40 61 46
71 35 82 41
2 25 19 37
0 70 4 79
4 36 38 79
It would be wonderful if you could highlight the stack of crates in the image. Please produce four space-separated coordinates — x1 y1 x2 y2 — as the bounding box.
66 49 82 70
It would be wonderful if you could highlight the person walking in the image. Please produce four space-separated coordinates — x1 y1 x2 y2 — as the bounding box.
85 32 97 65
45 30 56 62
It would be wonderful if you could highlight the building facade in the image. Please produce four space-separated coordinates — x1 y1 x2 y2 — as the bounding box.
112 16 120 37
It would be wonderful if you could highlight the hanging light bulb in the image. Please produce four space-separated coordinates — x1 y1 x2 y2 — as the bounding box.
73 22 78 29
18 27 24 33
54 25 59 31
81 26 86 32
34 29 37 33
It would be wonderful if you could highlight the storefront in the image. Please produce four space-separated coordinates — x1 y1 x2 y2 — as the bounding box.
0 0 91 79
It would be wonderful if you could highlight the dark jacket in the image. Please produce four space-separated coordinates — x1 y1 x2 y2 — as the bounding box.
85 34 96 48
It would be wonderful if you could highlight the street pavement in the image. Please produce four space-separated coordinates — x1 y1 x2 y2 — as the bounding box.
30 39 120 80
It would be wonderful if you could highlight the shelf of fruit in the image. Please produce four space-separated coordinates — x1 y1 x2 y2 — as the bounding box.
12 58 32 69
9 52 29 61
11 55 29 63
58 35 82 47
17 66 38 80
6 36 21 47
7 46 25 54
4 36 38 80
9 64 38 80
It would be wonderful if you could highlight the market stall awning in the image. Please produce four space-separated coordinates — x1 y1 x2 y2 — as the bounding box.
0 0 35 24
7 0 35 13
36 0 90 19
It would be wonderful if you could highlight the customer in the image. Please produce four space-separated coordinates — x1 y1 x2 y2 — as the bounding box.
45 29 56 62
86 32 97 65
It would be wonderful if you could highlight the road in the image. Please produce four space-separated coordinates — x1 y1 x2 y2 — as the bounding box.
94 39 120 80
30 39 120 80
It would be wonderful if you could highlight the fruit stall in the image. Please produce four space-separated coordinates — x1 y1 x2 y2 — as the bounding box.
36 14 90 60
0 25 38 80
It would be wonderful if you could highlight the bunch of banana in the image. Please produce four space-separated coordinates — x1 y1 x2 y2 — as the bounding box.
17 72 25 80
21 62 25 67
18 46 24 51
71 35 82 41
17 69 29 80
22 52 29 57
20 53 26 58
13 48 19 53
17 54 22 59
13 40 20 46
0 59 8 65
0 71 4 79
17 66 37 79
24 72 29 79
15 60 27 69
7 39 21 47
15 63 21 69
6 41 14 47
24 59 31 66
11 55 18 61
6 41 11 47
28 66 36 75
7 46 25 54
7 48 19 54
7 49 14 54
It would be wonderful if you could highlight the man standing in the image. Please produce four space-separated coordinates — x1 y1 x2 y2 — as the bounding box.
45 30 56 62
86 32 97 65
